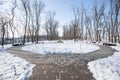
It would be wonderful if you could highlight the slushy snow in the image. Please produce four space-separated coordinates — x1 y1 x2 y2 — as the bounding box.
22 40 100 54
88 44 120 80
0 51 35 80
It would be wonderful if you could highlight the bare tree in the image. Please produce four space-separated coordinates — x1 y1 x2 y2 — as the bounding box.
32 0 45 43
28 2 36 43
45 11 59 40
71 7 80 42
109 0 120 43
114 0 120 42
93 2 105 42
63 25 69 39
85 14 93 41
21 0 29 45
0 15 9 46
80 4 86 40
9 0 17 45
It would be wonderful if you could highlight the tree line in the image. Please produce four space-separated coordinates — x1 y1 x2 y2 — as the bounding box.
63 0 120 43
0 0 120 46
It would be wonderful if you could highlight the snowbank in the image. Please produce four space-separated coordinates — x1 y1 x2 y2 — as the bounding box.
88 52 120 80
0 52 35 80
111 44 120 51
0 44 12 51
22 41 100 54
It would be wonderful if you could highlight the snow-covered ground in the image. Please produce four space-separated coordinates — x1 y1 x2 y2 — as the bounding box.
111 44 120 51
0 44 12 51
0 51 35 80
0 44 35 80
22 40 100 54
88 44 120 80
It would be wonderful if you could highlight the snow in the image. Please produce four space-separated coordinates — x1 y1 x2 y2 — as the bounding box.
96 42 103 45
0 44 12 51
111 44 120 51
22 40 100 54
0 51 35 80
88 44 120 80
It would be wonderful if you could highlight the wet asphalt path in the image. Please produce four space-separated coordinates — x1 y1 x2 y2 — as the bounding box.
7 45 116 80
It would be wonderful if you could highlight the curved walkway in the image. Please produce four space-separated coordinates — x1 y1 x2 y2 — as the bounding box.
7 45 116 80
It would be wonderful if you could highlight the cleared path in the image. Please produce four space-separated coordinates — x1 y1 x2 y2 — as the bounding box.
7 45 116 80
